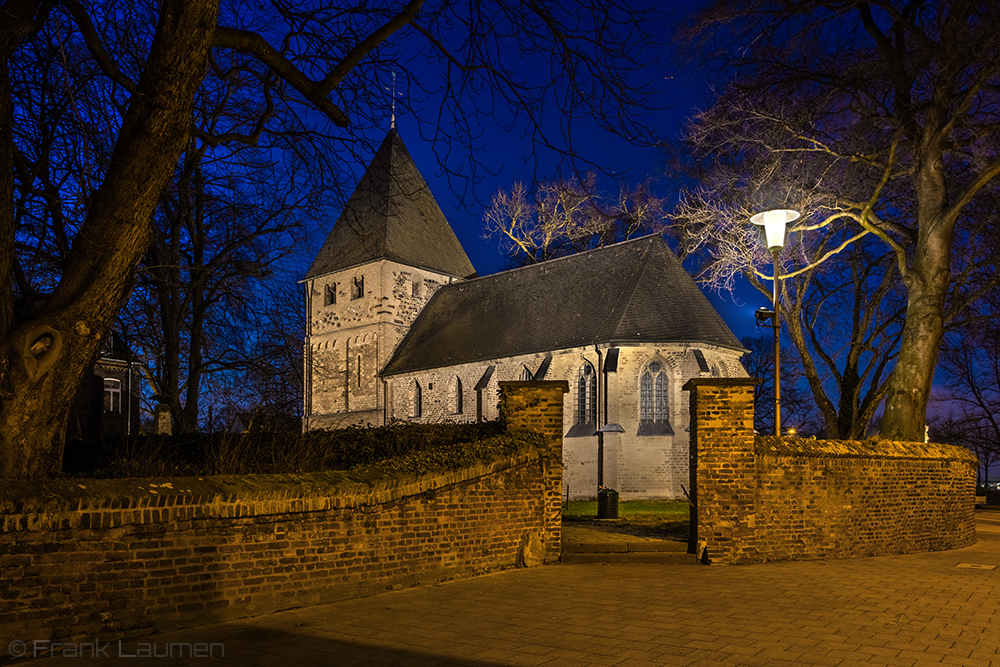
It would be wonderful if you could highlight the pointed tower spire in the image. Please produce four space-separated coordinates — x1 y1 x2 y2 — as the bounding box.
305 129 475 281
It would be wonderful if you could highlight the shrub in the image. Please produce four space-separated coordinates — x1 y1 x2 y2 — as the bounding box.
62 419 522 479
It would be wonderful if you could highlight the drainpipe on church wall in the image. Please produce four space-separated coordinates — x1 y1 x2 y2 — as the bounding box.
594 346 604 429
595 346 604 491
382 378 389 427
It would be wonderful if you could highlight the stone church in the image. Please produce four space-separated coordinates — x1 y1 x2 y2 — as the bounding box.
303 129 747 499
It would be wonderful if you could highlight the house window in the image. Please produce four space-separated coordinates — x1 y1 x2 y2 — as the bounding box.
412 381 422 418
639 361 673 436
351 276 364 299
104 378 121 413
324 283 336 306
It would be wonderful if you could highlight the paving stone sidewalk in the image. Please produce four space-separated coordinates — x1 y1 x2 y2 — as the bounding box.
13 511 1000 667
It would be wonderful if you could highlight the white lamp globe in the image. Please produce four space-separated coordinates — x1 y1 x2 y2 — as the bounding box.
750 209 800 250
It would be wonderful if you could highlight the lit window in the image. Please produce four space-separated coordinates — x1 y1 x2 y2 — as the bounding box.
576 363 596 425
104 378 121 413
639 361 672 436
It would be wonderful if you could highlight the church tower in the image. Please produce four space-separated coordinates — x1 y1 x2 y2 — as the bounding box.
302 129 475 429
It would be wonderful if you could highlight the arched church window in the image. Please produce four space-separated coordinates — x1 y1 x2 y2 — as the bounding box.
453 377 463 414
639 361 673 436
566 362 597 437
351 276 364 300
324 283 336 306
577 363 596 426
412 380 422 418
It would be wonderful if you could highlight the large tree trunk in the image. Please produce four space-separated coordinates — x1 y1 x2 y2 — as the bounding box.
0 0 219 478
880 135 954 441
879 273 948 441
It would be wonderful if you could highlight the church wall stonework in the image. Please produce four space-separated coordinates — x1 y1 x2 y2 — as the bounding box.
384 343 747 500
304 260 457 429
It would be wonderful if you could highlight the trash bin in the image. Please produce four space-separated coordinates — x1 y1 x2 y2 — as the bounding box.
597 488 619 519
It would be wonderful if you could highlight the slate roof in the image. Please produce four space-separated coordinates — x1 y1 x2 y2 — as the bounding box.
381 235 744 376
304 129 476 280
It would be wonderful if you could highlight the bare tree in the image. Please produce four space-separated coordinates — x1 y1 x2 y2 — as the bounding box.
932 414 998 493
740 335 821 436
1 0 666 478
936 323 1000 489
672 1 1000 441
119 141 311 433
483 176 667 266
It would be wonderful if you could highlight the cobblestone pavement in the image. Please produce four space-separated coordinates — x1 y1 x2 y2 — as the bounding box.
15 511 1000 667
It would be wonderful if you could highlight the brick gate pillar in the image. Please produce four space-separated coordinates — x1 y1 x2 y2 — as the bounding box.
500 381 568 561
683 378 759 564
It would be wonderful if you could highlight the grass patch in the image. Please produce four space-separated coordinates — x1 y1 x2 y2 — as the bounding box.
563 499 690 537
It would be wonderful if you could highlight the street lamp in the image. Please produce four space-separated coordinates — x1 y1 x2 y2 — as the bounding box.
750 208 799 436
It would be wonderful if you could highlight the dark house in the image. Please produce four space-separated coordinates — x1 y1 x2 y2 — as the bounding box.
71 331 142 439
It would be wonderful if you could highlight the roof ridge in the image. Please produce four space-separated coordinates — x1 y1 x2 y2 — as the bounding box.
455 233 662 286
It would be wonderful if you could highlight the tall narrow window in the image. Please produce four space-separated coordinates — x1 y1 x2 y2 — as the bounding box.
454 377 463 414
412 381 422 418
639 361 673 436
324 283 336 306
357 354 362 387
351 275 364 299
566 362 597 437
412 281 421 298
104 378 122 413
576 363 596 425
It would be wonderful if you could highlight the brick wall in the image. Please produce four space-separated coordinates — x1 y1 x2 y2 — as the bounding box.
499 381 568 556
684 378 978 565
0 384 565 658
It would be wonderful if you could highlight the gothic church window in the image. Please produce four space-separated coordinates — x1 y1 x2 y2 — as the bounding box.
351 276 364 299
412 380 422 418
324 283 336 306
453 377 463 414
639 361 673 436
566 362 597 437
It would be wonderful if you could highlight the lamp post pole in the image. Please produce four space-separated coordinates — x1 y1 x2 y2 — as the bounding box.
751 208 799 437
771 247 781 437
